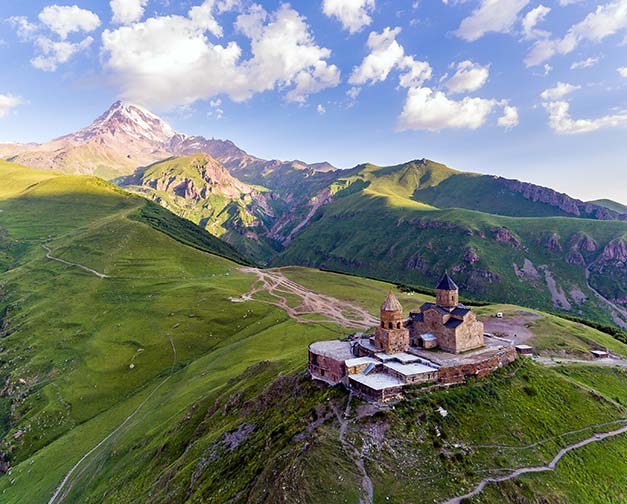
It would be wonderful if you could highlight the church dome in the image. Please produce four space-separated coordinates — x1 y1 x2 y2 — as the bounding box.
381 291 403 312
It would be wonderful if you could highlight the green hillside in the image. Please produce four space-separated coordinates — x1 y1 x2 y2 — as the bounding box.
3 162 627 503
275 160 627 328
591 198 627 214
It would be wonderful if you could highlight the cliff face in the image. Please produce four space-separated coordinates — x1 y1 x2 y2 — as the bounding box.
498 177 627 221
600 238 627 263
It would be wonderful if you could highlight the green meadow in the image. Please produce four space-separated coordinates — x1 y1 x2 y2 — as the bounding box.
0 161 627 503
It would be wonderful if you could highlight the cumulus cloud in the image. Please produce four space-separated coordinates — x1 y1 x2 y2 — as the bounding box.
521 4 551 40
540 81 580 100
110 0 149 25
349 27 431 88
570 56 600 69
497 104 519 128
617 66 627 77
101 3 340 108
31 36 94 71
543 100 627 133
455 0 530 42
316 103 326 114
526 0 627 66
0 94 24 118
397 87 513 131
38 5 100 39
322 0 375 33
445 60 489 94
9 6 97 71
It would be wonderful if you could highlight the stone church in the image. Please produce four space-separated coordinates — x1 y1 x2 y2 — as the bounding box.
409 273 484 353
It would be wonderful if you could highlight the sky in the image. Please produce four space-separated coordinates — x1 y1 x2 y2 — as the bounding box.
0 0 626 203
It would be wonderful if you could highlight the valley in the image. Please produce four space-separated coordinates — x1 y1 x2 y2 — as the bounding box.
0 162 626 502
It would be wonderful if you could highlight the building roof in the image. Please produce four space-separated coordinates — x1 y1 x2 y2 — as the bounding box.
436 272 459 291
389 352 421 364
420 333 437 341
309 340 354 360
381 290 403 312
384 361 438 377
409 311 424 322
444 318 463 329
345 357 379 368
349 372 404 391
451 306 471 317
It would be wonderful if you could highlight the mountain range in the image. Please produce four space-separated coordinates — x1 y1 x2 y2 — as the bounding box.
2 101 627 328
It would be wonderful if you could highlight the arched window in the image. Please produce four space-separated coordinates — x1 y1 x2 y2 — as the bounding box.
381 321 384 328
396 322 401 329
388 322 393 329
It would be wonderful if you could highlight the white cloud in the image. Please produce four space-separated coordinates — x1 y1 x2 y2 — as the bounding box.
316 103 326 114
455 0 530 42
322 0 375 34
349 27 405 84
522 4 551 40
543 63 553 75
38 5 100 40
543 100 627 133
526 0 627 66
618 66 627 77
101 3 340 108
445 60 489 94
349 27 431 88
346 86 361 99
0 95 24 118
497 105 519 128
540 81 580 100
8 17 39 40
110 0 149 25
570 56 599 69
559 0 582 5
31 36 94 71
397 87 500 131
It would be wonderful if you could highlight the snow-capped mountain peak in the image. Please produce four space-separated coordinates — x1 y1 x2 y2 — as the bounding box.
70 101 176 145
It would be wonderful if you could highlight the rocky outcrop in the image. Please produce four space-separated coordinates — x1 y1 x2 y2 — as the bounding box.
600 238 627 264
566 250 586 266
569 233 598 252
492 227 521 249
546 233 563 252
464 248 479 265
406 253 426 270
497 177 627 221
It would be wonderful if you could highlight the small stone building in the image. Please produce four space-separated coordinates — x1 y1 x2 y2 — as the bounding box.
374 291 410 353
410 273 484 353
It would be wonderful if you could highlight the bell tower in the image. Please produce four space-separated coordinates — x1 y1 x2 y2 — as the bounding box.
435 272 459 309
374 291 410 353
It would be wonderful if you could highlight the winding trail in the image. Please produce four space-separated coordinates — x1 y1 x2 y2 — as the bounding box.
585 264 627 329
336 393 374 504
444 423 627 504
42 244 109 279
48 333 177 504
235 267 378 330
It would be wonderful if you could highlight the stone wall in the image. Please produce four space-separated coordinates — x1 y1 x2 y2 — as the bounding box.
437 347 517 385
308 351 346 384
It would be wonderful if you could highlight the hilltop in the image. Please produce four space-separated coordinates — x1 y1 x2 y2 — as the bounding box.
1 162 627 503
3 102 627 329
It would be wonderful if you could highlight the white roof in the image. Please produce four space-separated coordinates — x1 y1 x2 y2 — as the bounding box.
309 340 353 360
389 352 421 364
384 361 437 377
420 333 437 341
349 372 404 390
374 353 396 362
515 345 533 350
345 357 379 367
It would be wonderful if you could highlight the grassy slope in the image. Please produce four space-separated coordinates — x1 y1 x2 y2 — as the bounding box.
1 162 627 502
275 161 627 326
590 198 627 214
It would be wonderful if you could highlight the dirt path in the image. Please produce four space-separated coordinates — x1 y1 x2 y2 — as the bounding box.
444 423 627 504
48 333 177 503
534 355 627 369
234 267 378 330
42 244 109 279
483 311 541 345
336 393 374 504
585 265 627 330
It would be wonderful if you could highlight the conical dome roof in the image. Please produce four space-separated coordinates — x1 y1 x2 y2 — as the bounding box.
436 272 458 291
381 291 403 312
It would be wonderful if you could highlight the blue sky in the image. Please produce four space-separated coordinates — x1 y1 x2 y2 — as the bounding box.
0 0 626 203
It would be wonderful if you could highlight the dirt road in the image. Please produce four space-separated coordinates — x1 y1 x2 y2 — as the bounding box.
235 267 378 330
43 244 109 279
